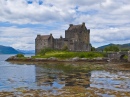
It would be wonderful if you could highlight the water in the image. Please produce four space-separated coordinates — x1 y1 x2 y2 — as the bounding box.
91 70 130 91
0 54 130 95
0 54 64 92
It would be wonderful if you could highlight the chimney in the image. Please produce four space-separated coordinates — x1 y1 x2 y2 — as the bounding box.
50 33 52 36
60 35 62 39
37 34 41 37
82 22 85 26
69 24 73 27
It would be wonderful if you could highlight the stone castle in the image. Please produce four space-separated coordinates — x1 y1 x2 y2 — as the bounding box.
35 22 91 54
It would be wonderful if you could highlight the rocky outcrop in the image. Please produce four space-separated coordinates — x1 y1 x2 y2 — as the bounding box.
6 55 108 63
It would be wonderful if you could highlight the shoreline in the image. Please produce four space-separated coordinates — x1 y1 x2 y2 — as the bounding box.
6 55 129 64
5 55 108 63
5 55 130 71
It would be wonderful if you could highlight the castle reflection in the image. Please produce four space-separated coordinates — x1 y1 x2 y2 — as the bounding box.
35 63 91 89
65 72 91 88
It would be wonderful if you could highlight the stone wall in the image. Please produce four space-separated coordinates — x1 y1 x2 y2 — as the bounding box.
35 23 91 55
54 38 64 49
35 36 48 54
107 52 130 62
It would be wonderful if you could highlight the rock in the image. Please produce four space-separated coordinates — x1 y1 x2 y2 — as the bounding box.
5 56 16 61
71 57 79 61
94 57 103 60
48 57 57 61
35 58 48 61
81 58 88 61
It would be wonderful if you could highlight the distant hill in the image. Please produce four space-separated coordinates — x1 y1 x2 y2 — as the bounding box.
17 50 35 54
96 43 130 51
0 45 21 54
96 43 114 51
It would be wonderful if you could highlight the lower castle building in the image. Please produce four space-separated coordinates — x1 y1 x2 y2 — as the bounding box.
35 22 91 54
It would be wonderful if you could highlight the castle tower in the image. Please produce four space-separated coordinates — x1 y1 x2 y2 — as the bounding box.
35 23 91 55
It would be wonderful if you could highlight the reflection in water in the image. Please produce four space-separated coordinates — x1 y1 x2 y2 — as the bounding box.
0 54 130 95
35 65 91 90
91 70 130 91
65 72 91 88
0 65 35 91
35 66 65 91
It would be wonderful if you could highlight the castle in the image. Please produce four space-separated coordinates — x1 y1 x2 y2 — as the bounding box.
35 22 91 54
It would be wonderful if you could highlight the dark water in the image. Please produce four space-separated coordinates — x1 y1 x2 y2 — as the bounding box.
0 54 130 92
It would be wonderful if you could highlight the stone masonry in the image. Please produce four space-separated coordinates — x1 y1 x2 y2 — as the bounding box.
107 51 130 62
35 22 91 54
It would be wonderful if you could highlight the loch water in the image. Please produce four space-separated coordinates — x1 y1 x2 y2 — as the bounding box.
0 54 130 94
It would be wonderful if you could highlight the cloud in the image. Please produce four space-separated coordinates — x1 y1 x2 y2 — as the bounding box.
0 24 68 50
91 26 130 44
0 26 36 50
0 0 130 49
0 0 76 24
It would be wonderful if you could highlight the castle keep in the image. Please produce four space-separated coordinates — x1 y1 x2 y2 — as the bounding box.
35 22 91 54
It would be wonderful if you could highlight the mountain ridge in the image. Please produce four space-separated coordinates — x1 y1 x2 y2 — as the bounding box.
0 45 21 54
0 45 35 54
17 49 35 54
96 43 130 51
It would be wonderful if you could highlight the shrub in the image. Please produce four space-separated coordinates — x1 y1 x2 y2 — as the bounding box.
124 55 128 59
62 45 68 51
39 48 54 55
79 54 85 58
16 54 24 58
91 47 96 51
104 45 119 52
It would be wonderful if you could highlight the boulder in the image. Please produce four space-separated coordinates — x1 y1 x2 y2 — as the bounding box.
71 57 79 61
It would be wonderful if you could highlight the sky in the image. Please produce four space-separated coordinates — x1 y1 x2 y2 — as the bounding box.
0 0 130 50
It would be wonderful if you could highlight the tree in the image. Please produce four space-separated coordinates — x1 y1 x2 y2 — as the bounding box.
91 46 96 51
90 44 96 51
104 45 119 52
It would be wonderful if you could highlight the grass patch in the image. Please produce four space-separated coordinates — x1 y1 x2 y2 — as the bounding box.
33 50 105 59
